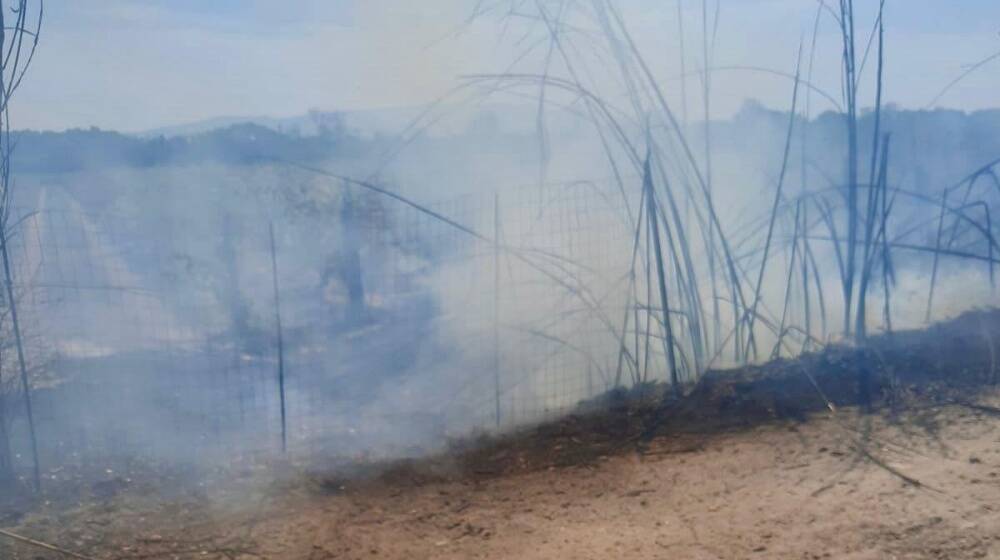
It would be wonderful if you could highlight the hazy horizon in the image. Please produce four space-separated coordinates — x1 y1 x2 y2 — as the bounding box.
13 1 1000 132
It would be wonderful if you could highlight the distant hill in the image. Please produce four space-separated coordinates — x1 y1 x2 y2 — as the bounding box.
9 102 1000 200
137 106 440 140
10 121 369 174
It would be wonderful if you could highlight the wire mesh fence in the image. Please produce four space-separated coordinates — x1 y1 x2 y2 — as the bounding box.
0 178 657 486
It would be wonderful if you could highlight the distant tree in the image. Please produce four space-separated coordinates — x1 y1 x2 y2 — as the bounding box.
321 191 366 324
308 109 346 138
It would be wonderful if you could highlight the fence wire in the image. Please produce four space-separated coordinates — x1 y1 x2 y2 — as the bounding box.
0 179 658 485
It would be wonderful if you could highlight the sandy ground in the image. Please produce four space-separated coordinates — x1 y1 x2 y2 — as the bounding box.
5 392 1000 560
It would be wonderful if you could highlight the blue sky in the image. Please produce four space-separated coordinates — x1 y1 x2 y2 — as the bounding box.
12 1 1000 132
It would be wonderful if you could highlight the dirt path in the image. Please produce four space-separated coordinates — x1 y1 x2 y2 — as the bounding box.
9 394 999 560
251 401 1000 560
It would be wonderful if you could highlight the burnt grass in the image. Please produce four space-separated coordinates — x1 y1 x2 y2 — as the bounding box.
333 308 1000 492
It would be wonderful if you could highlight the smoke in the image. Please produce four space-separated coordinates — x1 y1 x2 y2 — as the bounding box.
1 1 1000 499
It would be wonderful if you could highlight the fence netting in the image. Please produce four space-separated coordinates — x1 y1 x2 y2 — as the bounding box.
1 177 662 483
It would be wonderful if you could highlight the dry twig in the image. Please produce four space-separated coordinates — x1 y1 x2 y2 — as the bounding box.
0 527 101 560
